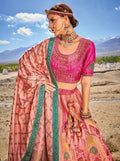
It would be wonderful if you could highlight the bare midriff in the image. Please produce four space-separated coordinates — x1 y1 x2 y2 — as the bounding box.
56 81 77 90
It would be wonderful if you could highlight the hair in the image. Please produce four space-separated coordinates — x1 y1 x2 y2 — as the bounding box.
49 3 79 28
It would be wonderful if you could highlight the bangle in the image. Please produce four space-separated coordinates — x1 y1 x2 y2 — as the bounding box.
80 110 92 119
81 110 91 116
81 115 92 120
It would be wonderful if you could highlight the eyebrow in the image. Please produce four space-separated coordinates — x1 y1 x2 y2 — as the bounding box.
48 17 55 23
49 16 54 20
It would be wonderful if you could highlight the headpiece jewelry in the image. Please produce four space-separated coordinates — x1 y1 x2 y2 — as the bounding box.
45 9 73 17
45 3 79 28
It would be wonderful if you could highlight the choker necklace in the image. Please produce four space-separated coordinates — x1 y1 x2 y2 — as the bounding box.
58 31 78 47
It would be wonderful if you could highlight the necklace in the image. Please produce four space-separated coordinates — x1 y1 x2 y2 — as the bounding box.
58 31 78 47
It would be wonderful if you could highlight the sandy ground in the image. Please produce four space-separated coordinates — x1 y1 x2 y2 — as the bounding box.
0 69 120 161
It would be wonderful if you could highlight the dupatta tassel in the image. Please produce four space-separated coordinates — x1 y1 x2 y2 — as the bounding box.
70 135 75 150
66 128 71 145
78 128 87 149
80 122 87 140
74 133 79 146
79 137 86 150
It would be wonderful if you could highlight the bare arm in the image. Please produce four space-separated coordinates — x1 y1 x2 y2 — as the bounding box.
81 76 91 114
81 76 99 133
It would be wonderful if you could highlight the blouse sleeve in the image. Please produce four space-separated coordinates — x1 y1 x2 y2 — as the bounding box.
82 41 96 76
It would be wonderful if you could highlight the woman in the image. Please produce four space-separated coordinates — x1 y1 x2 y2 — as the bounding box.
8 3 114 161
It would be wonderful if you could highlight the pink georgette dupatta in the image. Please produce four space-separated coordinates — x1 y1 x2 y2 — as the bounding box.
8 37 59 161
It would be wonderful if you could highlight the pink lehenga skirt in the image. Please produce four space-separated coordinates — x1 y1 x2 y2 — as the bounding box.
58 87 114 161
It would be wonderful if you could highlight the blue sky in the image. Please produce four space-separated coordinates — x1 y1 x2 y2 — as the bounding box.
0 0 120 52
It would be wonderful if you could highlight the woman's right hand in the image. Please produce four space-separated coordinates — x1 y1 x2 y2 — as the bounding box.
45 82 56 94
84 118 99 134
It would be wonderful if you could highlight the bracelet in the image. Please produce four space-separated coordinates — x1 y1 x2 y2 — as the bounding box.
80 110 92 120
81 115 92 120
81 110 91 116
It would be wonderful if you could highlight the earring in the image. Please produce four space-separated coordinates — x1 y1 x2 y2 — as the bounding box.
64 24 70 30
53 25 55 31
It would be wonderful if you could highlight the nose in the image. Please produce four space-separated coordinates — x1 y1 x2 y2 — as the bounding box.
48 23 54 33
48 22 52 29
48 23 52 33
48 24 51 29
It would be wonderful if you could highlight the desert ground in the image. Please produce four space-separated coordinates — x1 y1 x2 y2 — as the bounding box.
0 65 120 161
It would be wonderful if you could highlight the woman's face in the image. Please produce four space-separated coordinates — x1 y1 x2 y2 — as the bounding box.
48 14 66 36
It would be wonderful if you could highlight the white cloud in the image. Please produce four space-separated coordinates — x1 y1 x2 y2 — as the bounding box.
6 16 14 22
115 5 120 11
4 13 48 31
11 38 23 41
0 40 10 44
17 27 32 36
36 21 48 29
8 24 15 27
16 13 46 23
35 23 41 28
13 32 16 35
17 38 23 41
41 23 48 29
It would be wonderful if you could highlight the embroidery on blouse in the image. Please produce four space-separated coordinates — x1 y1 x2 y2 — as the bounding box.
50 37 91 83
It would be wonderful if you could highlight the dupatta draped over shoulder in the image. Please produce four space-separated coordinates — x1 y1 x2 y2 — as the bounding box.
8 37 59 161
8 37 114 161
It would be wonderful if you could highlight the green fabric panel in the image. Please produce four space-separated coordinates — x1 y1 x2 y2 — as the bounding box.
47 37 59 161
22 84 45 161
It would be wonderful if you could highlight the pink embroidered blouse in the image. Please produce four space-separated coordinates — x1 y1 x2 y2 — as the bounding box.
50 37 96 83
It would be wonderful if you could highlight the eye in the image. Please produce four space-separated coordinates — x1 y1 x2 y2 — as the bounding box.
50 18 55 23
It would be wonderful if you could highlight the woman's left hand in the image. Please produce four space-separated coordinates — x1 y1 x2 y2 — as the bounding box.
45 82 56 94
84 118 99 134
